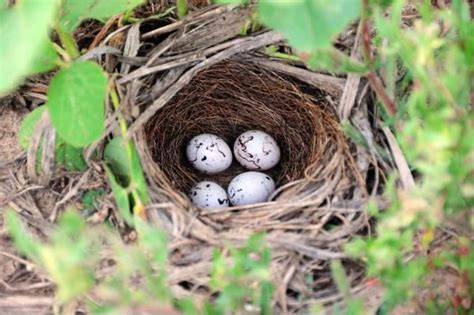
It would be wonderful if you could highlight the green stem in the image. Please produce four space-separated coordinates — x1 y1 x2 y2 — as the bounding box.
108 82 145 211
55 24 80 60
177 0 188 19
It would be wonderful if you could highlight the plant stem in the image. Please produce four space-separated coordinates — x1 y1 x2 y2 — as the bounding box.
177 0 188 19
55 24 80 60
108 81 146 218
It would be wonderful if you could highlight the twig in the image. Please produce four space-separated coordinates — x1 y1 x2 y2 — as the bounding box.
126 31 283 139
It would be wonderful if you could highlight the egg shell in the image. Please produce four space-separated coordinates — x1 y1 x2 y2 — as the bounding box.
228 171 275 206
189 181 229 209
234 130 281 171
186 134 232 174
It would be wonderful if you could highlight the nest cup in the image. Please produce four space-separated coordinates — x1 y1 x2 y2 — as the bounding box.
144 61 354 196
136 59 369 309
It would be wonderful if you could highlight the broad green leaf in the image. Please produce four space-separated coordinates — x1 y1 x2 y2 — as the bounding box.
60 0 145 32
0 0 58 95
47 61 107 147
258 0 360 51
18 106 46 149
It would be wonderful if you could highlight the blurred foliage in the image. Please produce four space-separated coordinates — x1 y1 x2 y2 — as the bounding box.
6 209 273 314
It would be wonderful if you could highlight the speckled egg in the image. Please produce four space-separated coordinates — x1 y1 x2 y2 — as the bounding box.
186 134 232 174
189 181 229 209
227 172 275 206
234 130 281 171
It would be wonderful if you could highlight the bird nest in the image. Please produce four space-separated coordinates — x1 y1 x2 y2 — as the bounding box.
129 6 381 308
136 57 372 311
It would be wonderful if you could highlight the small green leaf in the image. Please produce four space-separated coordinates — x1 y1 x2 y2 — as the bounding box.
0 0 58 95
18 106 46 149
55 139 87 171
104 138 131 185
5 209 40 259
104 137 150 204
59 0 145 32
258 0 360 51
105 166 133 225
47 61 107 147
81 188 106 209
129 142 150 204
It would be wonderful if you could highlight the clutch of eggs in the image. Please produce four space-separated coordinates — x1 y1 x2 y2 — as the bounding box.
234 130 281 171
189 181 229 209
228 171 275 206
186 133 232 174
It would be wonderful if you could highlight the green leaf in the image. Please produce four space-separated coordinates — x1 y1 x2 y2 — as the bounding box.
258 0 360 51
129 142 150 204
81 188 106 209
31 40 60 74
105 165 133 225
47 61 107 147
18 106 46 150
0 0 58 95
59 0 145 32
104 137 150 204
55 139 87 171
104 138 131 185
5 209 40 259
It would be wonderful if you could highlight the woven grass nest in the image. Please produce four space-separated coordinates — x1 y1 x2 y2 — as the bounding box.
137 57 372 310
129 7 381 311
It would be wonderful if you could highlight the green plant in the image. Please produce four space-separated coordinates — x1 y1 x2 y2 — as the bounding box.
216 0 472 312
6 209 273 314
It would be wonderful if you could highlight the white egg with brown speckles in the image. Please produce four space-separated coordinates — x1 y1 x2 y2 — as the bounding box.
234 130 280 171
228 172 275 206
186 134 232 174
189 181 229 209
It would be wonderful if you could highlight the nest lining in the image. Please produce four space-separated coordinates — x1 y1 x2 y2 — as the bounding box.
144 61 352 196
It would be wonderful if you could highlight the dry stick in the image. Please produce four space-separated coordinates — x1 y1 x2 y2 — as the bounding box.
381 126 415 189
141 5 231 39
0 296 54 313
49 169 91 222
339 21 363 120
244 56 346 98
89 15 120 50
125 31 284 139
